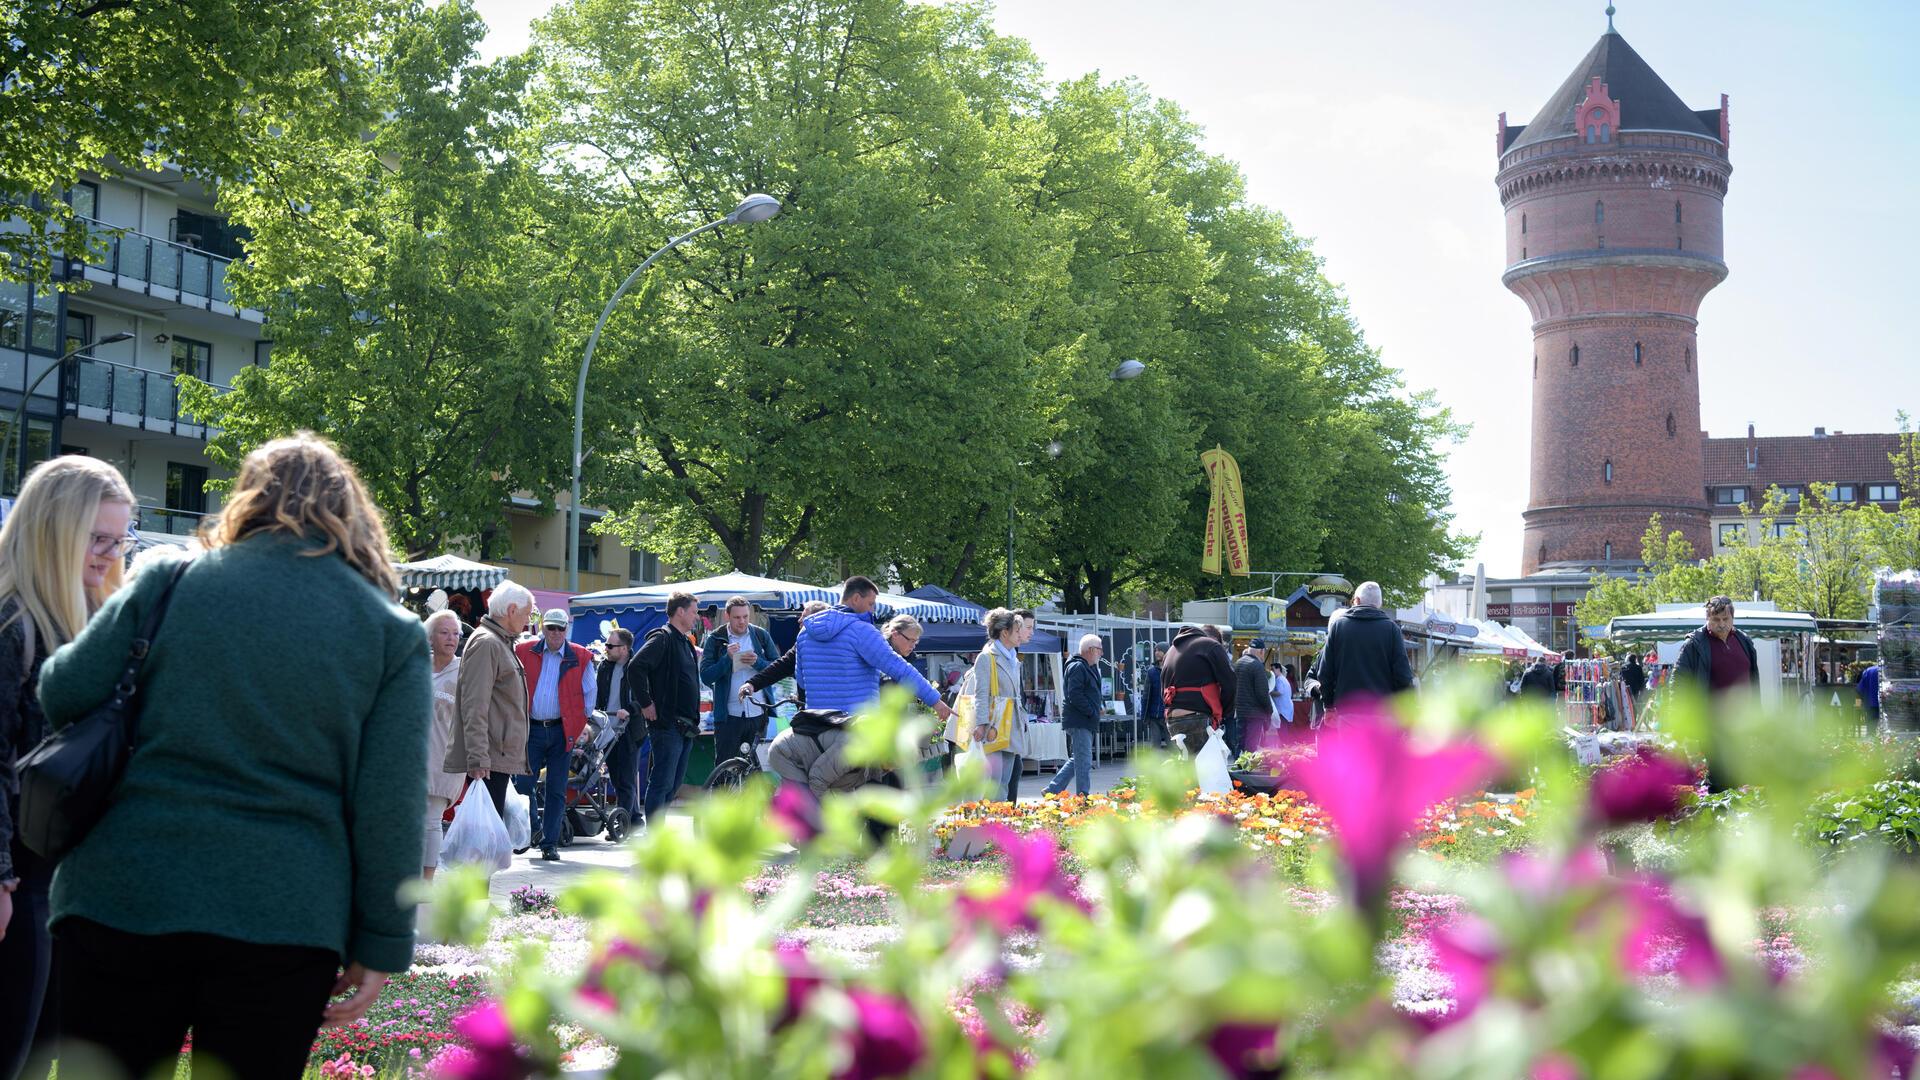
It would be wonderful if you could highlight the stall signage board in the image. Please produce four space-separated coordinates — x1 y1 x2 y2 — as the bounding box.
1487 602 1576 619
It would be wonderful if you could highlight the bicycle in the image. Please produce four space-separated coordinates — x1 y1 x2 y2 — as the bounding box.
704 695 794 794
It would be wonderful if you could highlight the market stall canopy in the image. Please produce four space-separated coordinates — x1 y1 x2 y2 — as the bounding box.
394 554 507 592
903 585 1065 653
572 570 975 622
1607 607 1819 642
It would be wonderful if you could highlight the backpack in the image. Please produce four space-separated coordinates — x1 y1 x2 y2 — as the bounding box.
788 707 853 741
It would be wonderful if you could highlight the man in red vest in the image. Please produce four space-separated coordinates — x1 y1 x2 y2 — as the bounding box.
514 609 595 860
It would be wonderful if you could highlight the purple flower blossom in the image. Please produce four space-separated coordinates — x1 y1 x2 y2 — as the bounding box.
1290 702 1495 906
836 989 925 1080
1620 879 1723 986
772 784 824 844
438 1001 531 1080
1589 748 1697 826
954 824 1089 934
1205 1022 1284 1080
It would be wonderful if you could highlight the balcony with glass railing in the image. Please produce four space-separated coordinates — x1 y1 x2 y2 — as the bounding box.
64 356 231 438
136 504 208 538
67 216 259 319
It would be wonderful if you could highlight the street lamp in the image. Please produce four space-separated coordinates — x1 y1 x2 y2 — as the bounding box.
1005 362 1147 605
5 331 135 491
568 194 782 592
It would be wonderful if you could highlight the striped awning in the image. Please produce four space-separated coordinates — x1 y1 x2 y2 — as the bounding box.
395 554 507 592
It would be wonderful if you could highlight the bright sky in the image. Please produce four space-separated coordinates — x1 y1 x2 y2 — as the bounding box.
476 0 1920 578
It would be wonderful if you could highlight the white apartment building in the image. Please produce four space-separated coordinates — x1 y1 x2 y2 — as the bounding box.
2 164 667 592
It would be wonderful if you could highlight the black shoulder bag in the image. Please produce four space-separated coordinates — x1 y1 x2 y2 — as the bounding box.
17 560 190 861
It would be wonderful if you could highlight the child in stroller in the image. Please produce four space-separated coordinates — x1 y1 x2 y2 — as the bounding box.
535 708 635 845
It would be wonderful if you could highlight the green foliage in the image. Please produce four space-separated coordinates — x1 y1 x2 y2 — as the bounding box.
182 2 568 557
2 0 396 285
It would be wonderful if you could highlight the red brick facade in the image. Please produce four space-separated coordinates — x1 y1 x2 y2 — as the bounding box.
1497 32 1731 574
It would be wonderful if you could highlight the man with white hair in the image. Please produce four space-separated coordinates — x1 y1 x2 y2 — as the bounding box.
446 580 534 816
1043 634 1105 797
1312 580 1414 715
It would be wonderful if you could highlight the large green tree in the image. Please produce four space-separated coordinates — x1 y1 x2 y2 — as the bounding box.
184 2 567 558
531 0 1053 577
2 0 395 283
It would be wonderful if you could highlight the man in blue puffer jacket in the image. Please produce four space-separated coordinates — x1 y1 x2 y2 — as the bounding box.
796 576 953 722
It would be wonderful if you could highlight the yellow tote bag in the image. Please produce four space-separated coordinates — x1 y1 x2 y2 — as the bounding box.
952 655 1015 754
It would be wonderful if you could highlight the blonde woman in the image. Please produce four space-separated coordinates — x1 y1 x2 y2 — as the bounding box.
970 608 1027 790
421 610 465 880
882 614 923 659
0 456 133 1079
37 433 430 1078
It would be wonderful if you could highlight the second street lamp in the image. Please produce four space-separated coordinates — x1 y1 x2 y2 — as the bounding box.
568 194 782 592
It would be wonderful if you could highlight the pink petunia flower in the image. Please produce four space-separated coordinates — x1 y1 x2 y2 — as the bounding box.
1589 747 1697 826
1531 1053 1582 1080
771 784 824 845
1205 1022 1284 1080
1427 915 1501 1028
1619 879 1724 986
775 940 824 1029
954 824 1089 935
439 1001 531 1080
836 989 925 1080
1289 700 1495 907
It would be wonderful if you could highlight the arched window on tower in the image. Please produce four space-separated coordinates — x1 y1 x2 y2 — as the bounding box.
1604 459 1613 484
1667 413 1677 437
1539 542 1548 567
1684 347 1692 372
1521 213 1527 234
1675 201 1683 224
1634 342 1643 366
1595 201 1605 225
1570 345 1580 367
1604 541 1613 561
1533 355 1538 378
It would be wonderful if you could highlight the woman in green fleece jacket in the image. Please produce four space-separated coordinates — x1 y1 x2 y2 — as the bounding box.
36 434 430 1079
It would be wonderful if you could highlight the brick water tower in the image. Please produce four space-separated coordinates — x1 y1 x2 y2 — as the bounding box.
1497 11 1730 574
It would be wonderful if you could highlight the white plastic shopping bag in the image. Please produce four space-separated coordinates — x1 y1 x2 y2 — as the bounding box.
503 786 533 852
1194 727 1233 795
442 785 513 873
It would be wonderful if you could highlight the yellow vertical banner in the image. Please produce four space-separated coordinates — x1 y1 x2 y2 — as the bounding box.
1200 446 1252 576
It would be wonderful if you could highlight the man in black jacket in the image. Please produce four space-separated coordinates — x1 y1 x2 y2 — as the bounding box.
595 628 641 817
1519 657 1557 700
1161 624 1236 757
1314 581 1415 714
1231 638 1273 756
632 592 701 818
1673 595 1759 695
1621 653 1648 702
1043 634 1105 796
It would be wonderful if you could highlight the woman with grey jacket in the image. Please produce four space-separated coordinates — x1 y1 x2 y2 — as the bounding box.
970 608 1027 789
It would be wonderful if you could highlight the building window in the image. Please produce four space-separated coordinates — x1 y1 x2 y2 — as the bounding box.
170 337 212 381
1569 345 1579 367
1714 487 1748 506
628 550 660 585
1684 347 1692 372
1718 524 1745 546
1532 355 1537 378
165 462 208 515
1633 342 1642 366
1538 543 1547 566
1667 413 1677 437
1773 521 1797 539
1675 201 1683 225
1869 484 1900 503
1833 484 1857 502
63 311 92 358
1521 213 1527 234
254 340 273 367
1603 542 1613 560
576 515 601 574
70 182 99 221
1779 485 1803 504
1603 459 1613 484
1595 201 1605 225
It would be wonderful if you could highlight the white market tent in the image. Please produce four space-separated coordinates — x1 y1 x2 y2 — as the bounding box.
1606 608 1818 642
394 554 508 592
570 570 976 622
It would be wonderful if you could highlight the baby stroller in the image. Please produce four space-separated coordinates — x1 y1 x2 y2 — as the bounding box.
538 709 634 845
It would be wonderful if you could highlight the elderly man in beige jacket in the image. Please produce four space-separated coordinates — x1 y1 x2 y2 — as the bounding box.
445 581 532 817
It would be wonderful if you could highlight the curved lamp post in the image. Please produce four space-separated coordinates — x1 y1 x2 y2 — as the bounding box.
569 194 782 592
5 332 135 491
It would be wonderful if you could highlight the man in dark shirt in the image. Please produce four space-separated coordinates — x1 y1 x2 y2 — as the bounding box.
1230 638 1273 756
1674 595 1759 695
1620 653 1647 701
632 591 702 818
